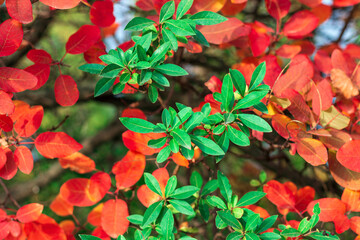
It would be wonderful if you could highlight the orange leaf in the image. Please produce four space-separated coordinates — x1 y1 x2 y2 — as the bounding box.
295 186 315 213
191 0 226 13
197 18 250 45
310 4 332 24
59 152 96 174
112 150 145 189
307 198 347 222
271 114 306 140
14 146 33 174
276 44 301 58
88 203 104 226
263 180 296 211
121 108 146 120
16 203 43 223
39 0 81 9
333 0 360 7
0 90 14 115
351 216 360 235
35 132 83 159
122 130 166 156
172 152 190 168
282 10 319 39
341 188 360 212
0 19 23 57
101 199 129 238
0 148 17 180
298 0 321 8
0 67 37 93
14 105 43 137
282 89 313 123
319 129 351 150
337 140 360 172
50 194 73 217
296 138 328 166
221 0 246 16
330 68 358 99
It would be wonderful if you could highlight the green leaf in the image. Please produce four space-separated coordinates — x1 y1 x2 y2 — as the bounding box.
79 63 104 74
229 69 246 97
99 55 124 67
245 233 260 240
227 232 243 240
184 112 205 132
193 29 209 47
217 211 242 230
206 195 227 209
227 125 250 146
152 71 170 87
139 70 152 85
298 217 311 234
249 62 266 91
180 146 194 159
221 74 234 112
119 72 131 84
171 129 192 150
127 214 144 225
201 180 218 196
190 11 227 25
148 85 158 103
238 114 272 133
215 214 227 229
253 102 269 114
148 137 167 149
169 138 180 153
245 214 260 232
176 0 193 19
144 173 163 196
150 42 171 64
308 232 339 240
162 109 171 128
233 90 268 110
191 135 225 156
160 209 174 239
155 64 188 76
170 186 199 199
179 236 197 240
162 28 178 51
256 215 277 234
236 191 266 207
157 146 171 163
136 45 147 62
199 199 210 222
94 78 116 97
165 19 195 36
178 106 193 122
117 236 126 240
125 17 156 31
168 199 195 215
160 1 175 23
79 235 102 240
134 33 153 52
100 64 122 78
119 117 156 133
190 171 203 188
112 83 125 95
281 228 301 237
217 171 232 203
136 61 151 70
165 175 177 197
142 201 164 227
260 232 281 240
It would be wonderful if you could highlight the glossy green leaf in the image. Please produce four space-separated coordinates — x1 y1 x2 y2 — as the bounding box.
119 117 156 133
221 74 234 112
165 19 195 36
100 64 122 78
245 214 260 232
190 11 227 25
233 90 268 110
79 63 104 74
169 138 180 153
154 64 188 76
160 1 175 23
144 173 163 196
142 200 164 227
160 209 174 239
281 228 301 237
249 62 266 91
238 114 272 133
157 146 171 163
165 175 177 197
236 191 266 207
94 77 116 97
171 128 192 150
170 186 199 199
206 195 227 209
217 211 242 230
127 214 144 225
229 69 246 97
190 171 203 188
201 180 218 196
125 17 156 31
217 171 232 203
99 55 124 67
148 137 167 149
191 135 225 156
148 85 158 103
162 28 178 51
176 0 193 19
256 215 278 234
260 232 281 240
150 42 171 64
168 199 195 215
227 125 250 146
79 235 102 240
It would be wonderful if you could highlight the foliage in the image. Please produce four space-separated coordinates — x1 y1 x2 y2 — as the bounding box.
0 0 360 239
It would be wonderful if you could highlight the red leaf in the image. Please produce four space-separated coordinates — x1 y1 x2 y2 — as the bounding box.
58 152 96 174
0 19 23 57
265 0 291 20
39 0 81 9
121 108 147 120
60 172 110 207
50 194 74 217
295 186 315 213
198 18 250 45
112 150 146 189
273 55 314 96
90 0 115 28
88 203 103 226
0 148 6 170
282 89 313 123
350 216 360 235
334 214 350 234
84 40 106 64
310 4 332 24
249 22 271 57
136 0 154 11
25 64 51 90
27 49 52 64
54 75 79 107
35 132 83 159
0 148 17 180
0 115 13 132
296 138 328 166
283 10 319 39
314 50 332 74
101 199 129 238
276 44 301 58
307 198 347 222
298 0 321 8
261 55 281 88
16 203 43 223
14 105 43 137
311 78 333 116
122 131 166 156
0 90 14 115
14 146 33 174
331 49 353 75
337 140 360 172
6 0 33 24
271 114 306 140
263 180 296 210
137 168 169 207
0 67 38 93
66 25 101 54
333 0 360 7
92 227 111 240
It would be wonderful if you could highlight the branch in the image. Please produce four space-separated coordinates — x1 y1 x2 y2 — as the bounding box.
336 5 358 43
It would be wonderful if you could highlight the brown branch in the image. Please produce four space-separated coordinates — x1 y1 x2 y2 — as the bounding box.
0 179 21 208
336 5 358 43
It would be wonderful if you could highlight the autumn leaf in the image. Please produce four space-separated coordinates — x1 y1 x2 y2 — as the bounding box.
16 203 43 223
0 19 23 57
101 199 130 238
